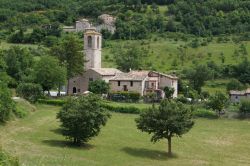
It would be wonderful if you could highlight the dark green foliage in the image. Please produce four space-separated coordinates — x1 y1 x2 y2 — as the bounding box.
207 91 228 116
185 65 212 94
102 104 143 114
136 100 194 154
16 83 42 103
38 99 65 106
226 79 245 92
88 80 110 94
108 91 141 103
239 99 250 114
113 44 148 72
0 148 19 166
0 83 16 123
143 92 159 103
57 95 111 145
233 60 250 84
168 0 250 36
2 46 33 86
50 35 84 81
163 86 174 99
34 55 66 93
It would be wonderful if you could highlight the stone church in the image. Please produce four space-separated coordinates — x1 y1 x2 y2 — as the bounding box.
68 28 178 97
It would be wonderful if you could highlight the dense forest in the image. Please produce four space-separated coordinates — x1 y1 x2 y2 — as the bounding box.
0 0 249 40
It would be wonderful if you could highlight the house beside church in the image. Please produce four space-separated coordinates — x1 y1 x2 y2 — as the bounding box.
68 28 178 98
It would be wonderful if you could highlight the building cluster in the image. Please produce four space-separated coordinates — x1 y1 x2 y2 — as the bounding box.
63 14 116 34
68 28 178 98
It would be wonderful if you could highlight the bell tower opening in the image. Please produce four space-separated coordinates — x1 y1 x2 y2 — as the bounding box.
87 36 92 48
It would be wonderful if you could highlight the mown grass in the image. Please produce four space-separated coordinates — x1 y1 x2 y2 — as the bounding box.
0 104 250 166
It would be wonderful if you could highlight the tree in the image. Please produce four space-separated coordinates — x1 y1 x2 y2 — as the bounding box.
185 65 211 94
207 91 228 117
2 46 33 86
34 56 66 94
239 99 250 115
0 82 16 123
57 95 110 145
50 35 84 94
16 83 42 103
88 80 110 94
113 44 146 72
136 100 194 155
226 79 244 92
163 86 174 99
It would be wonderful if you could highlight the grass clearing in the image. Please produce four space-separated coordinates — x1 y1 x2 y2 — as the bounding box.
0 104 250 165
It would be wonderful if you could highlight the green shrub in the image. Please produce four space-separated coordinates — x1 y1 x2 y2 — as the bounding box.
193 109 218 119
38 99 65 106
16 83 42 103
239 99 250 114
0 148 19 166
102 104 144 114
108 91 140 103
0 83 16 123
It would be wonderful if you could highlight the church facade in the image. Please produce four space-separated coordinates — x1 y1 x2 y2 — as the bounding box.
68 28 178 98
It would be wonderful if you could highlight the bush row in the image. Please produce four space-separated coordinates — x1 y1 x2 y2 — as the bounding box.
108 91 141 103
38 99 65 106
102 104 146 114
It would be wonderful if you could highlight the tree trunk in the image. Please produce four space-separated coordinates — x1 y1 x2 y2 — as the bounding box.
167 137 172 155
67 79 70 95
57 83 61 97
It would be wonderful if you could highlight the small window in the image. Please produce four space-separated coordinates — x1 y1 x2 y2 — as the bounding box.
151 83 154 87
130 81 133 87
78 89 81 93
118 81 120 86
89 78 93 82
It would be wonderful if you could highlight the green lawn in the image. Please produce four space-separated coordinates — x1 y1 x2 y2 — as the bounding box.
1 104 250 166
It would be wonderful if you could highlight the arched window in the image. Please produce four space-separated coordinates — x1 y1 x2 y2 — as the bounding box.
87 36 92 48
97 36 100 49
73 87 77 94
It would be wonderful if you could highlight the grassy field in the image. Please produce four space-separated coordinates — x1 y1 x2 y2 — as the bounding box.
0 104 250 166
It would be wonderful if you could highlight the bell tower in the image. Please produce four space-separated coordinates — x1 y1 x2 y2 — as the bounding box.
84 28 102 70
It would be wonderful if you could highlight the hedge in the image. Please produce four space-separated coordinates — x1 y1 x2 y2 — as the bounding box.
108 91 140 102
102 104 145 114
38 99 145 114
38 99 65 106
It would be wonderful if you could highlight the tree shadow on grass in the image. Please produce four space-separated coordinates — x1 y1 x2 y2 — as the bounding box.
121 147 178 160
42 139 94 150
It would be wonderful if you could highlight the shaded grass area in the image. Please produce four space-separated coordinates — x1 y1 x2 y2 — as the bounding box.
0 104 250 165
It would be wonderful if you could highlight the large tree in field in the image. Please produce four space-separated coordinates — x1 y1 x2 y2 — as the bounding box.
57 94 110 145
34 56 66 94
136 100 194 155
50 35 84 94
